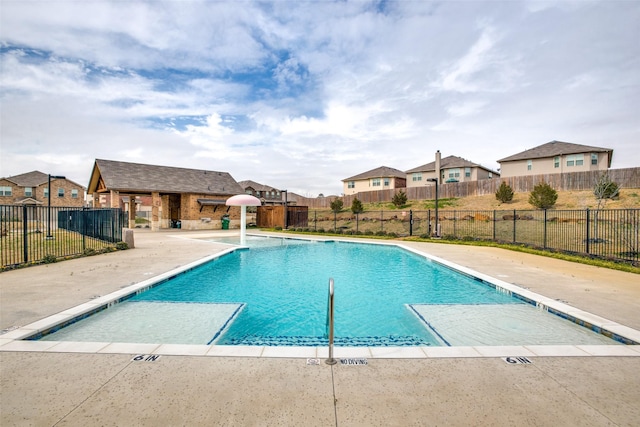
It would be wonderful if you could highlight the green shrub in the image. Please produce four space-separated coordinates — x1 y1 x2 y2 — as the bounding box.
351 198 364 214
274 226 283 230
42 254 57 264
115 242 129 250
330 198 344 213
365 230 374 236
528 182 558 209
375 230 386 236
392 190 408 208
317 227 325 233
495 182 514 203
594 173 620 205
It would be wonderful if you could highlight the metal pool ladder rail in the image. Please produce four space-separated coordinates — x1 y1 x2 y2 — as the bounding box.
325 278 337 365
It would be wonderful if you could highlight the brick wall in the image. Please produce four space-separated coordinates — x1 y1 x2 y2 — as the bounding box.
0 178 85 207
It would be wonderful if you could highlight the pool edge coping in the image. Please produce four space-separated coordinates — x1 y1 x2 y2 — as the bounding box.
2 234 640 359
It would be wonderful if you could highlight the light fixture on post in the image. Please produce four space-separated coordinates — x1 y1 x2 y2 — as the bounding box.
427 178 439 237
47 174 66 239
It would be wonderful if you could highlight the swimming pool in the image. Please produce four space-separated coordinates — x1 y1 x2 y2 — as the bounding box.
37 236 630 347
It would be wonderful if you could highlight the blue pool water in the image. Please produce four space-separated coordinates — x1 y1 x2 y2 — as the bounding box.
39 236 623 347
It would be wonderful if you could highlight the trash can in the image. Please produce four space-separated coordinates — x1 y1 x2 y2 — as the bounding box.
221 215 230 230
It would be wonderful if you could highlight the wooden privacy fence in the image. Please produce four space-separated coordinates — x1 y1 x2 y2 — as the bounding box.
292 167 640 208
256 206 308 229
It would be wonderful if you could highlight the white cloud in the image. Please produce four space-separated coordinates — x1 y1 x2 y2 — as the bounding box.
1 1 639 197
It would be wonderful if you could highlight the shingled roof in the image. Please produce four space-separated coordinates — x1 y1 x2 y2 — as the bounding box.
237 180 279 192
405 155 496 174
2 170 85 188
343 166 406 182
497 140 613 165
87 159 244 195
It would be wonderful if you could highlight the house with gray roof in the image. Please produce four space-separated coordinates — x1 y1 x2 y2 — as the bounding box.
497 140 613 178
405 151 498 187
238 180 283 205
0 171 85 207
87 159 244 231
342 166 407 196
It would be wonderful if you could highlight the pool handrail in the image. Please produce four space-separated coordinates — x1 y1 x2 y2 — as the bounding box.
325 278 337 365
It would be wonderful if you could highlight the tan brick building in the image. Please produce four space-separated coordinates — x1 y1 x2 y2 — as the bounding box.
0 171 85 207
87 159 246 231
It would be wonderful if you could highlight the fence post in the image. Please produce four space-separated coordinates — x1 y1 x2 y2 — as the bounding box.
543 209 547 249
409 210 413 236
453 210 457 237
428 209 431 235
23 205 28 264
493 210 496 241
314 211 317 231
380 210 383 232
513 209 516 243
585 208 590 255
82 207 87 252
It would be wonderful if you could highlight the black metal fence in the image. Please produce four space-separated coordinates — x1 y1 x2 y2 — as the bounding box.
1 205 126 269
306 208 639 265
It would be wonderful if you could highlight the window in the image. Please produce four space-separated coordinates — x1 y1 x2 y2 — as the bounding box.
0 186 12 196
465 167 471 178
591 153 598 165
58 188 65 197
72 189 78 199
554 157 560 168
25 187 33 197
448 168 460 178
371 178 381 187
566 154 584 167
488 172 493 178
527 160 532 171
412 173 422 182
383 178 390 186
44 187 49 198
347 181 355 189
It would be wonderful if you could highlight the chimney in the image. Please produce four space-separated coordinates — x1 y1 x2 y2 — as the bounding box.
435 150 441 184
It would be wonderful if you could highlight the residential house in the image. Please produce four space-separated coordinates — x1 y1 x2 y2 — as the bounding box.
87 159 245 231
406 151 498 187
238 180 283 205
497 140 613 178
0 171 85 207
342 166 407 196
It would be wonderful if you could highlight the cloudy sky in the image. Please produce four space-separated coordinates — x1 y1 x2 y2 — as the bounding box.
1 1 638 196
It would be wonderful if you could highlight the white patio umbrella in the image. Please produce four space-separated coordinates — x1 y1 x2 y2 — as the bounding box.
225 194 261 246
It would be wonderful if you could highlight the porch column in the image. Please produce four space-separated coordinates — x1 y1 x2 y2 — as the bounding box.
151 192 161 231
128 196 137 229
110 190 119 208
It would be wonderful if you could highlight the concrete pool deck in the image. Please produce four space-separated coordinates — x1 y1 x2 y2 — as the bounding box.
1 229 639 425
